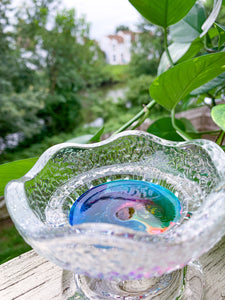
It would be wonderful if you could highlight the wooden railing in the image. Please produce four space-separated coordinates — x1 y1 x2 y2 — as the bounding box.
1 110 225 299
0 236 225 299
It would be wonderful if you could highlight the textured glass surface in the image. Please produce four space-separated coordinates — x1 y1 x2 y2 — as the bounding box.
5 131 225 280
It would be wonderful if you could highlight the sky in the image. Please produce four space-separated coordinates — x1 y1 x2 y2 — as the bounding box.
63 0 141 40
11 0 141 41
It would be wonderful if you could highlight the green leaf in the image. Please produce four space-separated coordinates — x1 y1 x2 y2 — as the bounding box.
204 27 219 49
66 127 105 144
178 117 202 138
147 117 185 141
158 4 205 75
66 135 94 144
150 52 225 110
215 23 225 48
208 27 220 39
158 43 191 75
128 0 196 28
170 3 206 43
0 157 38 196
179 117 198 133
200 0 222 38
191 72 225 95
177 38 204 63
211 103 225 131
157 38 203 75
89 126 105 142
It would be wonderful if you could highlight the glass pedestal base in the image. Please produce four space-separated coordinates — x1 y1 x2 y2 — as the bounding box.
62 262 204 300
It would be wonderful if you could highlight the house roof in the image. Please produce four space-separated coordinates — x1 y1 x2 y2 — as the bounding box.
118 30 137 42
107 35 124 43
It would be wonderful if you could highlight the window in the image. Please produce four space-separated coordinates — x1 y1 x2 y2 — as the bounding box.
121 53 125 63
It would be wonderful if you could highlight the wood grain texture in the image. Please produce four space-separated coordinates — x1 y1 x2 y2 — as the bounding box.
0 236 225 300
0 251 62 300
200 236 225 300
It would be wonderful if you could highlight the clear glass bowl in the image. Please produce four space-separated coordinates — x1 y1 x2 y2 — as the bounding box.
5 131 225 299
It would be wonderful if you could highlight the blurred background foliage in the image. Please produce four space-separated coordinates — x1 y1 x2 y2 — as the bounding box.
0 0 165 263
1 0 225 263
0 0 165 164
1 0 225 178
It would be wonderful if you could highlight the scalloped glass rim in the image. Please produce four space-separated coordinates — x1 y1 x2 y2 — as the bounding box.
5 130 225 278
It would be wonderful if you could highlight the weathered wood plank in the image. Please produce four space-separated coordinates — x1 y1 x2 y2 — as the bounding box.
200 236 225 300
0 251 62 299
0 236 225 300
0 197 10 221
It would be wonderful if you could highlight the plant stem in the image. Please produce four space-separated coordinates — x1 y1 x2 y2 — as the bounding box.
164 28 174 67
113 100 156 135
204 47 218 53
130 108 150 130
216 130 225 146
207 92 216 106
171 109 192 141
199 130 220 135
204 35 218 53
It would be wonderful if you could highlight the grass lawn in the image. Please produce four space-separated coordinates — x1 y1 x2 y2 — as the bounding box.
0 219 31 264
104 64 130 82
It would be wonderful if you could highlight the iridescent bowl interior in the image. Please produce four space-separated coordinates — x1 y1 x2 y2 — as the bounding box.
5 131 225 280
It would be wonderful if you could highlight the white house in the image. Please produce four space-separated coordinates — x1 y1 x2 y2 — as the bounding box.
99 31 137 65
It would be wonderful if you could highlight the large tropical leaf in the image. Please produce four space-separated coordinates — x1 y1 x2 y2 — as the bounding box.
158 3 205 75
66 127 104 144
158 43 191 75
200 0 222 37
147 116 200 141
66 135 94 144
211 104 225 131
89 126 104 142
157 38 203 75
150 52 225 110
170 3 205 43
128 0 196 28
191 72 225 95
215 23 225 48
0 157 38 196
147 117 185 141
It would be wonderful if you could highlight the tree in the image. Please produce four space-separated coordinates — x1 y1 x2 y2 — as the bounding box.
0 0 40 139
115 25 130 33
0 91 44 138
0 0 34 94
129 18 164 77
15 2 108 134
